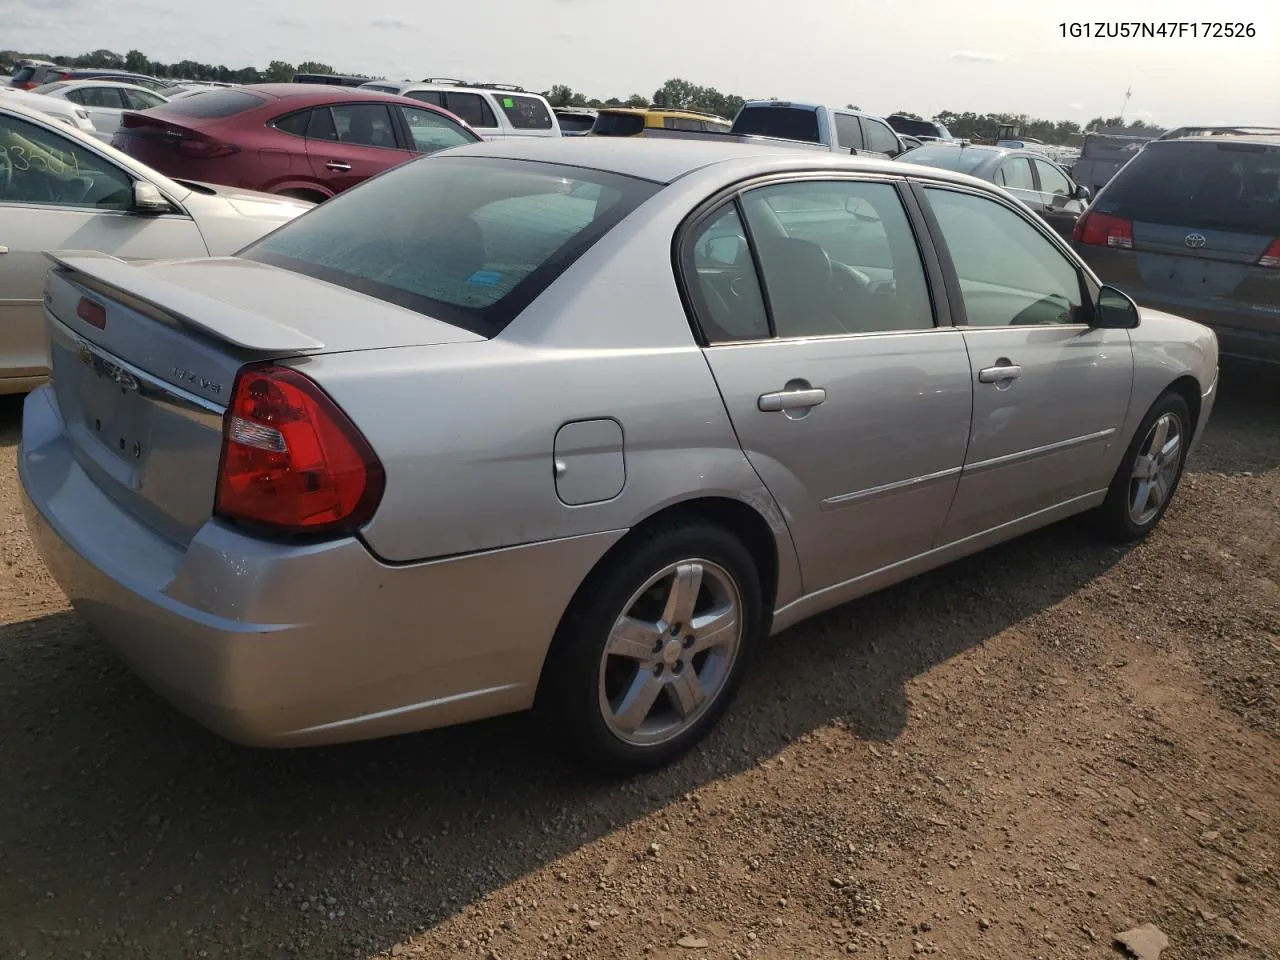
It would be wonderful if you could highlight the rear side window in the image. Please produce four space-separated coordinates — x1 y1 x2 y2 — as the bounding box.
732 106 820 143
156 89 265 119
592 112 645 136
240 157 660 336
1097 141 1280 236
12 66 37 85
406 90 444 107
443 92 496 129
497 94 552 130
557 113 595 133
70 86 126 109
271 110 311 137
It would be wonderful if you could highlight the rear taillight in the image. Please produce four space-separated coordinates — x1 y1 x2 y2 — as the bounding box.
76 297 106 329
1073 211 1134 249
215 365 384 537
174 136 239 159
1258 239 1280 269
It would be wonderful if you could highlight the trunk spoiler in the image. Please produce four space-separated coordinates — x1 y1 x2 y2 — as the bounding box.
45 251 325 353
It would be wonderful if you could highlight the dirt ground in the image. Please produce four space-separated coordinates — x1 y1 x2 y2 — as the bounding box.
0 367 1276 960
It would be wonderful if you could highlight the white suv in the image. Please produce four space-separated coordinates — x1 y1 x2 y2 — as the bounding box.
357 79 561 140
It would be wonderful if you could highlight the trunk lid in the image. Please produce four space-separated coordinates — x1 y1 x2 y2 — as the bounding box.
42 252 482 546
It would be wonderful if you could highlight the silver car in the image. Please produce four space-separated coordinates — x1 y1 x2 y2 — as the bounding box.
31 79 170 139
19 139 1219 773
0 99 311 394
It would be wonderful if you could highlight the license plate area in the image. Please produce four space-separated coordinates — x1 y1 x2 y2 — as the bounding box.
74 345 153 467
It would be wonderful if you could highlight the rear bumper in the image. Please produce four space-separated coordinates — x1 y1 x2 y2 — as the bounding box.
19 385 623 747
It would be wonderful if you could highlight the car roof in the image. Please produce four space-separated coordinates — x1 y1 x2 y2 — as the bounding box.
47 79 161 92
1154 132 1280 147
239 83 408 101
442 136 991 187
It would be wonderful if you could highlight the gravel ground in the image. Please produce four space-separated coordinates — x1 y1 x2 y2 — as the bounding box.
0 365 1276 960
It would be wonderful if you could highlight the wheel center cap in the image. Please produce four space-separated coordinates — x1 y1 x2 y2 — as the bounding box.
662 639 683 666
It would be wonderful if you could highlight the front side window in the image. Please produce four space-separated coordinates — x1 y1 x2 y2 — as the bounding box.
739 180 934 337
330 103 398 148
1034 159 1073 197
996 157 1035 190
923 187 1086 327
443 92 497 129
497 94 553 130
0 114 132 209
68 86 125 108
399 106 477 154
862 119 900 155
834 114 863 150
241 157 659 336
123 88 165 110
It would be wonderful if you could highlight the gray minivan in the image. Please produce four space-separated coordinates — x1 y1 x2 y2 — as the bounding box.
1072 134 1280 365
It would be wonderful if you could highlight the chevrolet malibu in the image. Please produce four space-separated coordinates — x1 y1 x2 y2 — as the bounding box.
20 139 1219 773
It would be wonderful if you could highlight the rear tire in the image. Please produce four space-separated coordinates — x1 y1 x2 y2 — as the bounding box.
1095 390 1191 541
537 519 763 775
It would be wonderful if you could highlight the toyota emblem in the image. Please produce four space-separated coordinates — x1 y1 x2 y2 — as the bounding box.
1184 233 1207 249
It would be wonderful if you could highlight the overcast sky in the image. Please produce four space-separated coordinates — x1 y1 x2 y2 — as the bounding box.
6 0 1278 124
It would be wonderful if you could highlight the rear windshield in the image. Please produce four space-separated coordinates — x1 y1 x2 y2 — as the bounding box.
498 94 553 130
890 117 943 139
732 106 820 143
557 114 595 133
899 145 992 174
591 112 645 136
1097 140 1280 236
240 157 661 336
154 88 266 119
12 66 37 84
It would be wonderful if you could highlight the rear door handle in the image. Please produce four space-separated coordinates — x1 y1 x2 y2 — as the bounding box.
325 161 352 171
758 387 826 412
978 364 1022 384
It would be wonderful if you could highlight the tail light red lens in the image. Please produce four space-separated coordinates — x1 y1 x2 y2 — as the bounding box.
215 365 384 537
1073 211 1134 249
174 137 240 159
76 297 107 329
1258 239 1280 269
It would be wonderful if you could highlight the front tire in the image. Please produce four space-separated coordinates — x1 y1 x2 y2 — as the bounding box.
538 519 764 774
1096 390 1191 541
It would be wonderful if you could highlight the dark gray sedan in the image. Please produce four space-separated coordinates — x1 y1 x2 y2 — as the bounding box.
898 142 1091 238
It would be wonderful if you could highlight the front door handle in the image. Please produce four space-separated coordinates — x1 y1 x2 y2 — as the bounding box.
325 161 352 171
758 387 826 412
978 363 1022 384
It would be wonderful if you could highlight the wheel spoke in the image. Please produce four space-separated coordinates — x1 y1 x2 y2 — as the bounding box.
1131 454 1154 481
661 563 703 630
667 669 705 718
1152 471 1171 507
611 672 664 734
1131 478 1153 514
1146 417 1169 458
688 607 737 655
1157 431 1181 466
607 616 660 661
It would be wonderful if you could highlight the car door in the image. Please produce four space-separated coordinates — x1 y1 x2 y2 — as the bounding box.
0 111 206 383
1031 157 1087 239
918 184 1133 542
304 101 414 194
395 105 479 155
993 155 1042 212
683 177 973 595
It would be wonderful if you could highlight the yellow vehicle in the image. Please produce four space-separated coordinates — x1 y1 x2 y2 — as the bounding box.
590 106 732 137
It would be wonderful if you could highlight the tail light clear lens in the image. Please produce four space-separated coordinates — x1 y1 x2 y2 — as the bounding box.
1257 239 1280 269
1073 211 1134 249
215 365 384 537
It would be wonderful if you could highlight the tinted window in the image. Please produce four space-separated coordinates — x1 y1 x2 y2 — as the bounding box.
444 92 496 129
732 106 820 143
1096 140 1280 236
497 94 552 130
71 86 125 108
306 108 338 141
241 157 660 336
124 89 165 110
741 180 933 337
899 145 991 174
664 117 702 131
0 114 133 210
406 90 445 107
889 116 942 139
12 67 37 85
399 106 477 153
556 114 595 133
591 112 646 136
331 103 398 148
1034 159 1073 197
997 157 1035 190
271 110 311 137
862 119 900 155
362 84 402 94
155 89 265 118
834 114 862 150
688 205 770 342
924 187 1085 327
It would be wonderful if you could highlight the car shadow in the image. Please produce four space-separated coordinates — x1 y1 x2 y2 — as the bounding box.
1186 358 1280 477
0 368 1271 959
0 393 23 447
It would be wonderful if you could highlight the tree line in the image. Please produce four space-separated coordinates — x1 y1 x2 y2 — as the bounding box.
2 48 1161 144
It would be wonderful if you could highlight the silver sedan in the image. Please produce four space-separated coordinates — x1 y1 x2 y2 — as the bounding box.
19 138 1219 773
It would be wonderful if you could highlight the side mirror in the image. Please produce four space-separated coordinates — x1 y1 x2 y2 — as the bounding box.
132 180 172 215
1073 183 1091 202
1095 284 1140 329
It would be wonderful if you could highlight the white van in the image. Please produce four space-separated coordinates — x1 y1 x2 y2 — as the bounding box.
357 79 562 140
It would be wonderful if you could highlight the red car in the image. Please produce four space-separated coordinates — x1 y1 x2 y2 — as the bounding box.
111 84 480 200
